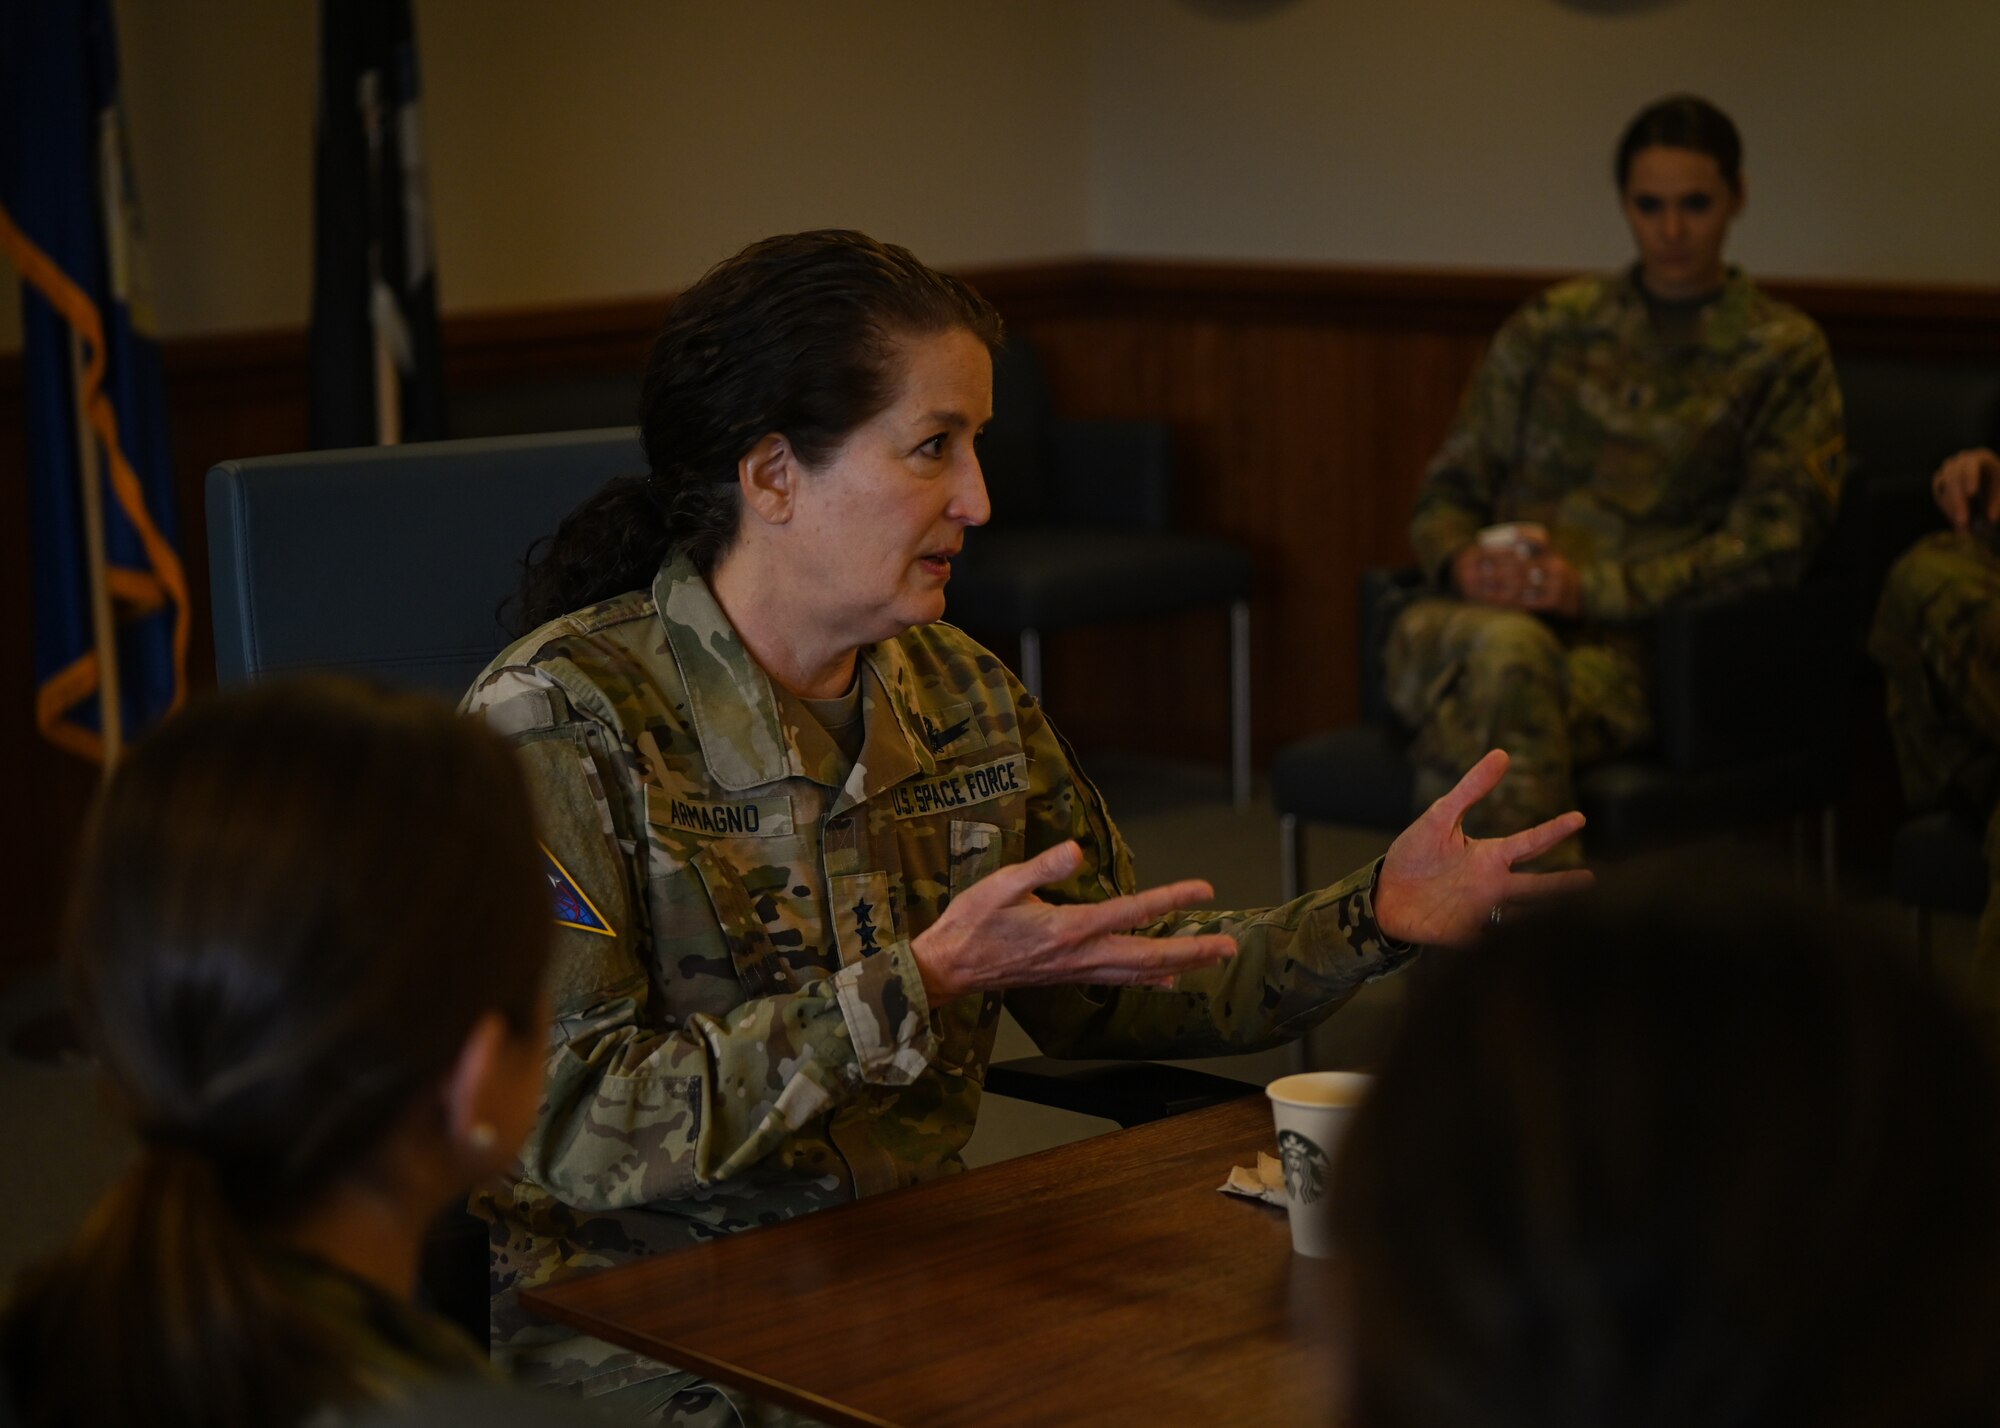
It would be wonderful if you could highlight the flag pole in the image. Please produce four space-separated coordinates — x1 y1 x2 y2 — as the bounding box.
68 327 122 772
358 68 402 446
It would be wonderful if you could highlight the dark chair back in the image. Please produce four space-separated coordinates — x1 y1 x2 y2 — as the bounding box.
1833 353 2000 586
206 428 644 696
1836 353 2000 484
980 341 1059 523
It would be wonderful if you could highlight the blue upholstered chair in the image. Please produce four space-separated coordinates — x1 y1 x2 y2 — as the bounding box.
208 428 641 692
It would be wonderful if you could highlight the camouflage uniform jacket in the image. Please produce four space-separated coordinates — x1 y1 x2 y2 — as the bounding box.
0 1246 490 1423
464 552 1416 1395
1409 266 1845 620
266 1247 496 1412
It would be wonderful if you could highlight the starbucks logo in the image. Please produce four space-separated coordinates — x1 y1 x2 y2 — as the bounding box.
1278 1129 1330 1205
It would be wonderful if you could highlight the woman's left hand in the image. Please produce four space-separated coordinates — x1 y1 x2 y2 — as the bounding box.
1374 750 1591 947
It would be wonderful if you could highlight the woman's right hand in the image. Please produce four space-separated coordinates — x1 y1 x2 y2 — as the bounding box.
910 841 1237 1003
1932 448 2000 532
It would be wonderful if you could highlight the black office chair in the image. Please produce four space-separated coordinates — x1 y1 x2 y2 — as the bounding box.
950 340 1258 805
1893 811 1988 969
205 430 1256 1337
1270 563 1859 897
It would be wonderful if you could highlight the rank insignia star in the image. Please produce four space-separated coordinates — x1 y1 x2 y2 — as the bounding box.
851 897 881 955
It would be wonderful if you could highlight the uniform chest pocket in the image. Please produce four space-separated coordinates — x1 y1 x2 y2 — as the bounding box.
687 836 831 998
947 820 1025 899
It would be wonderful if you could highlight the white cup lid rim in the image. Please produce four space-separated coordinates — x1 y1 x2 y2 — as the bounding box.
1266 1070 1373 1106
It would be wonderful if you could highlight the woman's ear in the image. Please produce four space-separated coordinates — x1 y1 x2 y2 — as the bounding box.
738 433 797 527
443 1010 515 1167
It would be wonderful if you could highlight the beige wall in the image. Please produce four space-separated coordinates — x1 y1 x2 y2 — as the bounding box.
4 0 1996 357
1088 0 2000 283
2 0 1091 350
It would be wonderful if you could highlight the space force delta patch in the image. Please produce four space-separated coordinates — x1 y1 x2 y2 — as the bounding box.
541 843 615 938
889 755 1028 819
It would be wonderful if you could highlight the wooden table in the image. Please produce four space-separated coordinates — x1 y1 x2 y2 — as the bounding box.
522 1097 1349 1426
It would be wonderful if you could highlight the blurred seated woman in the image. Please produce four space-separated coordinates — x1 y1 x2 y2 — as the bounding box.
467 227 1588 1415
1384 94 1846 862
1332 876 2000 1427
0 678 553 1428
1871 446 2000 1022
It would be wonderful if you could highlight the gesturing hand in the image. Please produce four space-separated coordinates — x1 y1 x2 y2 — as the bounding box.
1374 750 1592 948
1931 448 2000 532
910 841 1238 1003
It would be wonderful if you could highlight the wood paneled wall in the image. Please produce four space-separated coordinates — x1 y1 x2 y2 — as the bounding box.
7 260 2000 979
970 262 2000 764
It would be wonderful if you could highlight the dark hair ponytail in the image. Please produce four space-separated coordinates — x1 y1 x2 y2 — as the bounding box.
510 472 669 636
5 1149 340 1427
1 677 550 1427
511 229 1003 633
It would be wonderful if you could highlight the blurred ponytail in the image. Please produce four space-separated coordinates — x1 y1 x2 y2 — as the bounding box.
5 1146 336 1427
510 229 1002 634
0 677 550 1426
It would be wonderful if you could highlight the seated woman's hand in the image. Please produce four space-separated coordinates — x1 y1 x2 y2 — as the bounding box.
1451 533 1581 617
910 841 1238 1002
1514 549 1583 618
1374 750 1592 947
1931 448 2000 532
1451 542 1532 606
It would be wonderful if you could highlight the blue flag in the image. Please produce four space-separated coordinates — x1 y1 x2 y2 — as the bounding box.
0 0 188 763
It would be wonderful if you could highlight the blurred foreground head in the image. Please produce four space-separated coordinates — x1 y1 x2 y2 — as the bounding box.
1334 873 2000 1428
6 677 550 1428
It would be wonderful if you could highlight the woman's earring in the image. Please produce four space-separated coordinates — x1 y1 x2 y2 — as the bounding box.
466 1121 498 1153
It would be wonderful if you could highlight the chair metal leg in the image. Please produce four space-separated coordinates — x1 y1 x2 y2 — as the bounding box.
1289 1033 1312 1075
1279 813 1304 902
1229 600 1252 810
1019 628 1043 701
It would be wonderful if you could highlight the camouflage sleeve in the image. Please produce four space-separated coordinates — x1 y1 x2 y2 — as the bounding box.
1576 326 1846 620
1408 303 1545 584
466 666 934 1213
999 692 1418 1058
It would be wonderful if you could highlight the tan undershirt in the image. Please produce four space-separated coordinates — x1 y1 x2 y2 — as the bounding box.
799 674 866 767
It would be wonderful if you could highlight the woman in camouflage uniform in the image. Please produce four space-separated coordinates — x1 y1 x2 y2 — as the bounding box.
0 678 553 1427
468 229 1588 1421
1384 96 1846 861
1871 446 2000 1018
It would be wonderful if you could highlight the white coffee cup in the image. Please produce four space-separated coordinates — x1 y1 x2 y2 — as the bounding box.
1265 1071 1372 1259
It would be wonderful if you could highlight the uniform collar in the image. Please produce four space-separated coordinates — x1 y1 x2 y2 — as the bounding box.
1614 263 1755 350
655 552 929 802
